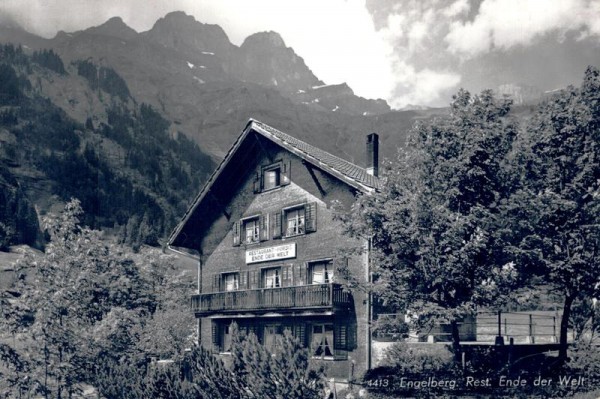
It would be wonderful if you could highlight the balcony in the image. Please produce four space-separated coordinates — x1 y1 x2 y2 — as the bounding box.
192 283 351 316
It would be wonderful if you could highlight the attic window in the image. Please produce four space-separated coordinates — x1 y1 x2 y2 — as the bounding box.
254 160 291 193
264 167 281 190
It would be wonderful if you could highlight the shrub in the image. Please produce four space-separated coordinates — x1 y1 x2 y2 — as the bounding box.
372 314 409 341
379 342 454 373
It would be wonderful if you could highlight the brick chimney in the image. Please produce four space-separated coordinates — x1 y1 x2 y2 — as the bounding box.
366 133 379 177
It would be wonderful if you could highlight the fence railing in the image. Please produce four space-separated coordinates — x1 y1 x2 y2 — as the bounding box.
192 283 350 315
373 311 561 343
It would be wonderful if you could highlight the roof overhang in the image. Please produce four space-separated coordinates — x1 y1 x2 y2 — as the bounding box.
167 119 379 253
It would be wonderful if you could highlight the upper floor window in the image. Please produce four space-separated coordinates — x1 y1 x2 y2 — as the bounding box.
254 160 291 193
272 202 317 239
285 207 305 237
244 217 260 244
309 260 334 284
223 272 239 291
263 167 281 190
233 214 268 246
263 267 281 288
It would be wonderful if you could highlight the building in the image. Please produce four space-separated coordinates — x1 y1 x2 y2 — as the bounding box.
168 119 380 380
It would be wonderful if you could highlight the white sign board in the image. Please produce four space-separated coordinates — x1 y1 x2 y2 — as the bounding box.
246 243 296 264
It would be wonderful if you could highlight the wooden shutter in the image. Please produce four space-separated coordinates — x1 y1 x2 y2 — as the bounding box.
294 263 306 285
232 221 241 246
240 270 248 289
304 202 317 233
260 214 269 241
272 212 282 239
281 160 291 185
249 269 259 289
253 172 261 193
212 274 221 292
212 322 221 353
294 322 306 347
281 265 292 287
333 257 347 282
334 323 348 359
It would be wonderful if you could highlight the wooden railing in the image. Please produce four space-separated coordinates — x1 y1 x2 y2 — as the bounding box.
191 283 350 315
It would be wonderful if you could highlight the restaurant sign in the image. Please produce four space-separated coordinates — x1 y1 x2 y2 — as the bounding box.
246 243 296 264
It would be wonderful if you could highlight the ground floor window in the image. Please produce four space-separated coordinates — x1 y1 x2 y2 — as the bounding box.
212 319 349 359
311 323 334 357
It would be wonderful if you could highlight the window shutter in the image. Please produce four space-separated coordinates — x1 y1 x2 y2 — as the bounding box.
212 274 220 292
212 322 221 353
281 160 291 185
272 212 282 239
240 270 248 289
253 172 261 193
334 323 348 359
232 221 241 246
294 323 306 347
333 257 347 283
304 202 317 233
284 264 293 287
248 325 257 338
249 270 259 289
294 263 306 285
260 214 269 241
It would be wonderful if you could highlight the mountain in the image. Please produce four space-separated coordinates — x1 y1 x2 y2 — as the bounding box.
0 12 448 248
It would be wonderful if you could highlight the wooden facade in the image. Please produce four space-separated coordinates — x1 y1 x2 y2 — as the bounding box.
168 119 380 380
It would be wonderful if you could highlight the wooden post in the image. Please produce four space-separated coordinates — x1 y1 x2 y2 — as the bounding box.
495 310 504 345
527 314 535 344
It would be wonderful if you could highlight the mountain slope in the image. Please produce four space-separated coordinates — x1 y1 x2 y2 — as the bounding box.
0 45 215 248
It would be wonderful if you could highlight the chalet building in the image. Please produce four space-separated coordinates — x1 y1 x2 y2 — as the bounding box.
168 119 380 380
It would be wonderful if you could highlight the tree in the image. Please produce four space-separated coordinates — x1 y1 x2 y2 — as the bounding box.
337 89 518 355
230 325 325 399
506 66 600 361
11 199 157 397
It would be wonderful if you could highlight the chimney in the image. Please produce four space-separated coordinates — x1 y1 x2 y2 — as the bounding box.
366 133 379 177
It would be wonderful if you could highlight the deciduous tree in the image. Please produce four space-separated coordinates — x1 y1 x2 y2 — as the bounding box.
337 89 519 354
506 66 600 361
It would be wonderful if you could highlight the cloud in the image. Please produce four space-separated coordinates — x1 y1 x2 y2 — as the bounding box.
446 0 600 57
370 0 600 107
389 63 462 108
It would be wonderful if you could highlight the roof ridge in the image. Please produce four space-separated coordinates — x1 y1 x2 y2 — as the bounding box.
250 119 380 190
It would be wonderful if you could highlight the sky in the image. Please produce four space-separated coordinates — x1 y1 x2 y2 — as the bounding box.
1 0 599 108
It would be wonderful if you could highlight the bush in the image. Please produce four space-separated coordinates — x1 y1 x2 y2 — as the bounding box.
379 342 454 373
372 314 409 341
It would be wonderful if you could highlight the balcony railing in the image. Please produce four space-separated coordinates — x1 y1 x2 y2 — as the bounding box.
191 283 350 316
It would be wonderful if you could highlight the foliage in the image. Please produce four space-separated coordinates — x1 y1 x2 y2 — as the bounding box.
337 89 519 352
231 325 326 399
74 60 130 101
378 342 454 373
0 200 194 397
0 63 23 105
372 314 409 341
0 163 40 250
0 49 214 246
570 297 600 343
503 66 600 360
32 49 66 75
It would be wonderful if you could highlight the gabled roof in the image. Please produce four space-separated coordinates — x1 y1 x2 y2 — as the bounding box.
168 119 379 252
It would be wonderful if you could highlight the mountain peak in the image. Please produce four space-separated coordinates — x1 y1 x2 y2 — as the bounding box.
145 10 232 54
242 31 286 49
85 16 137 40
